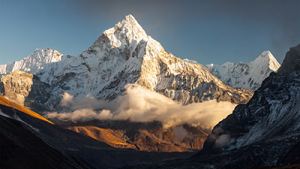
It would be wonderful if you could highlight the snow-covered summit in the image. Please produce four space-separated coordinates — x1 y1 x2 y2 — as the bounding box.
92 14 148 51
183 59 199 64
203 51 281 91
252 51 280 71
0 15 253 111
0 48 63 75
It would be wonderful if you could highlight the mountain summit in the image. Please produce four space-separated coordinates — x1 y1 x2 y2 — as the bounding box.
203 51 281 91
0 15 252 112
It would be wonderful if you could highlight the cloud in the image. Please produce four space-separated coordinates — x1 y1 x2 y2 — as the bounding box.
173 125 188 142
206 127 231 148
215 134 230 148
45 84 237 130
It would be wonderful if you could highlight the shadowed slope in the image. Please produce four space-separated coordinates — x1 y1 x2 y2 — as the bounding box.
0 115 93 169
0 95 53 124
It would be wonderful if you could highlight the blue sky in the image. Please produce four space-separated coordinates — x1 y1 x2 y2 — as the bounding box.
0 0 299 65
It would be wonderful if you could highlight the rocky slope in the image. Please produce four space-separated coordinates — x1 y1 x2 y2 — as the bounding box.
121 44 300 168
61 121 208 152
192 44 300 168
277 44 300 74
203 51 281 91
0 115 93 169
0 15 252 114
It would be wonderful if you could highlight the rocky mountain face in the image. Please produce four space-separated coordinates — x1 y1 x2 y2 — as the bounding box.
0 70 59 112
203 51 281 91
277 44 300 74
191 44 300 168
0 15 252 114
120 44 300 169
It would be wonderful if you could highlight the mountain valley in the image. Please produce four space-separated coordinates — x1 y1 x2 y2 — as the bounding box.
0 14 299 169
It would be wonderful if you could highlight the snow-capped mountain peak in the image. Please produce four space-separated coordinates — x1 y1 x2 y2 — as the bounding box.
0 15 253 112
96 14 148 50
252 50 280 71
0 48 63 75
203 51 281 91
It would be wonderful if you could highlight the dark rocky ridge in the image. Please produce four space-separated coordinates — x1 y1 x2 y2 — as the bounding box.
0 115 93 169
277 44 300 74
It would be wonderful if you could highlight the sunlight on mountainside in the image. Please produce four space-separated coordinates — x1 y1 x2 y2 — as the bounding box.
0 95 53 124
67 126 136 149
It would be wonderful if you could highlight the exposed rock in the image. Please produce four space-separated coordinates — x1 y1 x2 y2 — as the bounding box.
61 120 208 153
191 48 300 168
0 70 56 112
277 44 300 74
121 45 300 169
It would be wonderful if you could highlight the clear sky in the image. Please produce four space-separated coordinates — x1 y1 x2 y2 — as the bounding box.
0 0 299 66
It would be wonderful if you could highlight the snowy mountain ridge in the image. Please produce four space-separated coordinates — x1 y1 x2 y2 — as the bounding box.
203 51 281 91
0 48 64 76
0 15 252 112
190 44 300 169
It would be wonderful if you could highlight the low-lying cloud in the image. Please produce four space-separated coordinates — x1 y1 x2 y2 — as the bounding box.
45 84 237 130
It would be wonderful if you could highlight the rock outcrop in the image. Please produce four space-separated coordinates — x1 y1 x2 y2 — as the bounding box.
277 44 300 74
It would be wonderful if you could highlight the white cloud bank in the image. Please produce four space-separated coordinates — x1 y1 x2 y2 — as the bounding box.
45 84 237 130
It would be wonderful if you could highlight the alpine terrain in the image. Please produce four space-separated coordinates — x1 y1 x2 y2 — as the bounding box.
0 15 253 114
127 44 300 168
1 14 298 169
203 51 281 91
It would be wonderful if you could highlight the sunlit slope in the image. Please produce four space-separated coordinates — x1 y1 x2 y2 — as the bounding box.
0 95 53 124
67 126 136 149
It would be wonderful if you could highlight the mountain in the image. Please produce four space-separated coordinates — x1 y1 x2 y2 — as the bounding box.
193 44 300 168
0 94 196 168
119 44 300 169
277 44 300 74
0 48 64 76
0 95 53 124
0 115 93 169
60 121 208 152
203 51 281 91
0 15 253 114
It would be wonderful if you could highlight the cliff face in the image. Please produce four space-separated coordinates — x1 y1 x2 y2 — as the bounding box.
0 70 58 112
1 70 34 106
